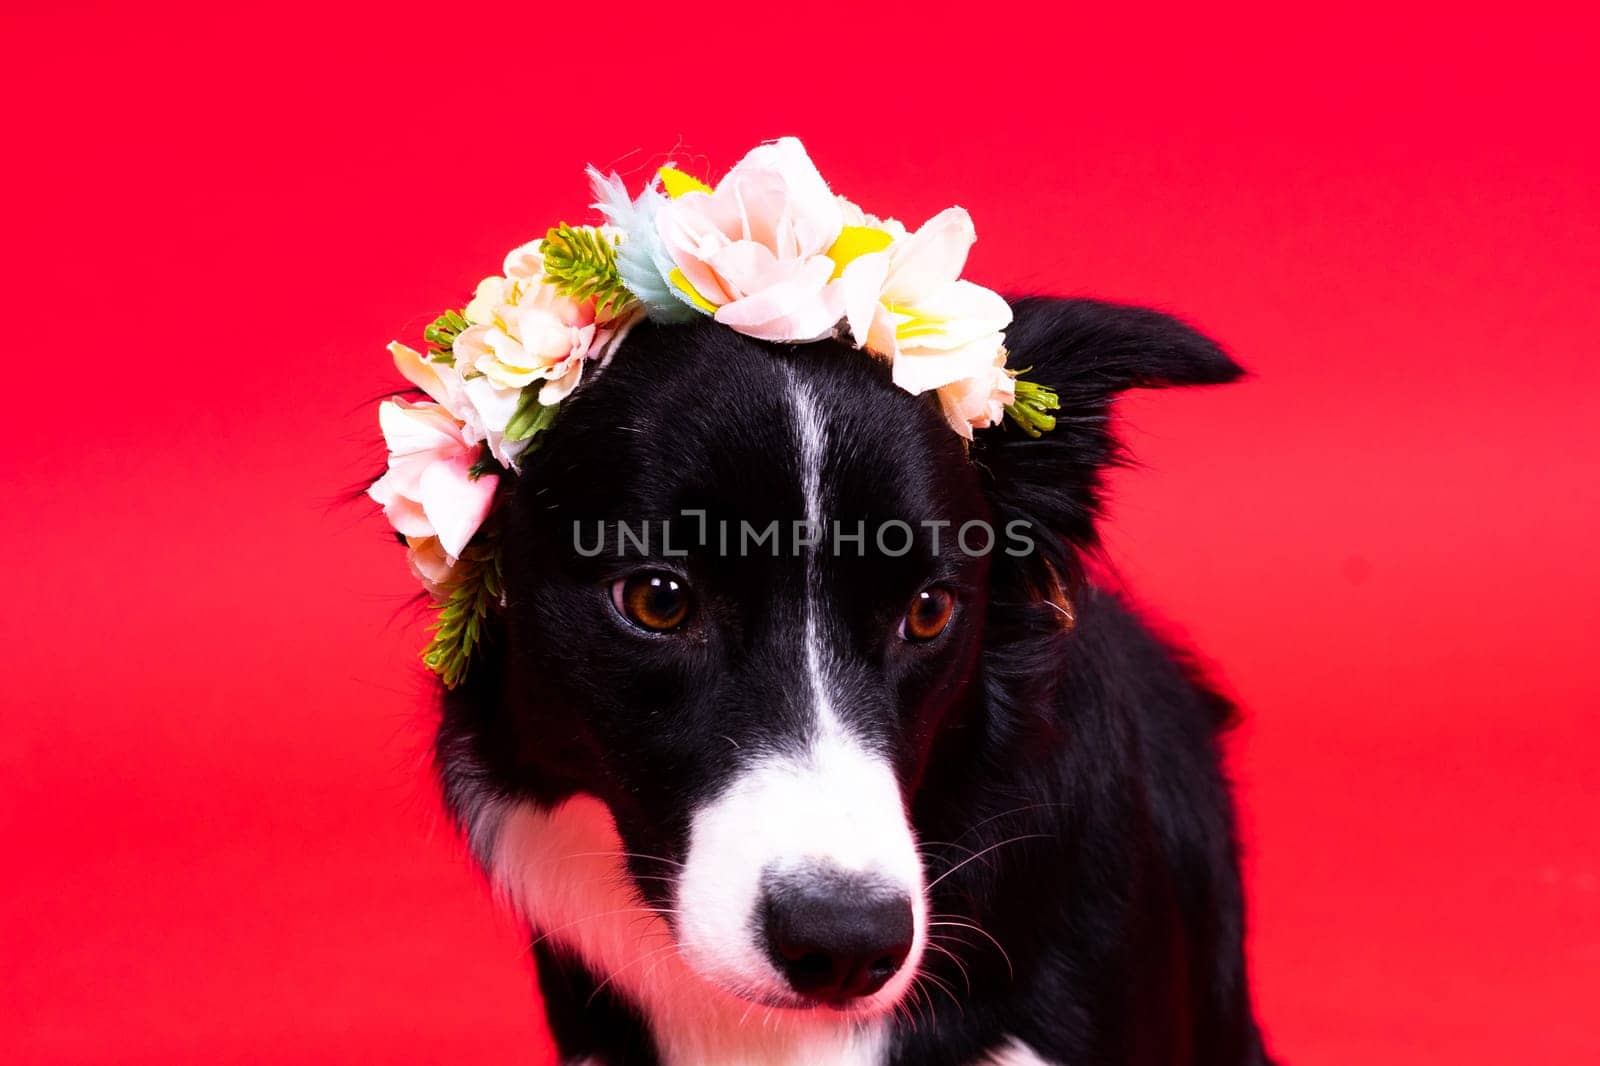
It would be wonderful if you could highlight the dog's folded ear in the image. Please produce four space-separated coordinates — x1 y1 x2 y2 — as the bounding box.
976 296 1243 552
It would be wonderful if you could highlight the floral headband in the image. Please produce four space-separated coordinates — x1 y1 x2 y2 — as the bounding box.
370 137 1060 686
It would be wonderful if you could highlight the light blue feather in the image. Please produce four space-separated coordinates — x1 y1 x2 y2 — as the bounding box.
587 167 702 324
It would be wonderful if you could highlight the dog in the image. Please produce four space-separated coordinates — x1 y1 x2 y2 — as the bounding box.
419 295 1273 1064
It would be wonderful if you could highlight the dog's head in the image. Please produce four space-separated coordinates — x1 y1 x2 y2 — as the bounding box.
434 296 1240 1015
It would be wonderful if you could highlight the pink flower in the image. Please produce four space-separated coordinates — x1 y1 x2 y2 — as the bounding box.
654 137 850 342
388 342 528 470
367 396 498 560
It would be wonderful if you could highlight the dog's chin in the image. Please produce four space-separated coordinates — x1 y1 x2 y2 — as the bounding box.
676 942 920 1019
706 979 914 1018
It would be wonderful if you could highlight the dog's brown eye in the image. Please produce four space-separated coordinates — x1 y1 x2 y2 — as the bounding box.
902 587 955 642
613 573 692 632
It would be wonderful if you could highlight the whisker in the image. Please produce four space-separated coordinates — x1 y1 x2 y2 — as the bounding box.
943 802 1069 849
924 929 977 950
529 905 676 951
917 838 986 860
925 833 1050 892
585 940 681 1007
553 850 686 869
909 979 933 1023
921 939 973 996
917 970 963 1014
927 918 1014 980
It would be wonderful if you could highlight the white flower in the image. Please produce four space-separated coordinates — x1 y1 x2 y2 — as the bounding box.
833 205 1015 436
936 349 1016 440
404 535 459 600
455 243 624 407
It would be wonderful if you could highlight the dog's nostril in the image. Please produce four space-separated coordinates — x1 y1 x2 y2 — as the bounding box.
761 874 914 1005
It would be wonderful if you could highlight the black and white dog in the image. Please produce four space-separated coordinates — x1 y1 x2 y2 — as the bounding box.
425 296 1273 1064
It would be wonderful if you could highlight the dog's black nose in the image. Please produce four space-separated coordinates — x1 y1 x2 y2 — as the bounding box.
761 873 913 1004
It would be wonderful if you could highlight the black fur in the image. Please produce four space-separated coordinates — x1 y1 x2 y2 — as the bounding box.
421 296 1272 1064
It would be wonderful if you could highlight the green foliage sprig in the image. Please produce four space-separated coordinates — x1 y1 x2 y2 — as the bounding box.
1005 372 1060 438
539 223 633 317
421 535 502 690
424 309 468 363
505 387 559 444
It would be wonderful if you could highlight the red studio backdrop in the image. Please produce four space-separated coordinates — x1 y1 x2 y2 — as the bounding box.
3 3 1596 1062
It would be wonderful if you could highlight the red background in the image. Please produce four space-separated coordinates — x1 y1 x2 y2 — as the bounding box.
3 3 1596 1062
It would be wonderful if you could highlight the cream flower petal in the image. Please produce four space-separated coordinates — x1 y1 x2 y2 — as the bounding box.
474 327 540 389
538 357 585 405
475 359 539 390
837 250 891 349
590 307 643 369
836 195 869 228
657 207 736 306
453 323 493 364
706 240 783 300
462 375 519 436
418 454 497 558
377 398 464 458
936 351 1016 438
406 535 459 600
939 398 977 440
463 277 512 326
501 241 544 280
388 342 451 404
712 257 842 342
514 308 576 363
462 374 524 468
369 472 437 538
835 195 907 241
742 137 843 254
866 303 903 359
891 334 1008 395
893 280 1014 351
882 206 976 304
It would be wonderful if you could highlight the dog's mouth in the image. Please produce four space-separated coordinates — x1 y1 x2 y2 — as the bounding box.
672 919 927 1017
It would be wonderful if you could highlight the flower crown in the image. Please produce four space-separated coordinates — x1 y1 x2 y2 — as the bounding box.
370 137 1060 686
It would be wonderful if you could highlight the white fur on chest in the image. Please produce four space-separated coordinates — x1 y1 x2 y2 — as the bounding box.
491 795 892 1066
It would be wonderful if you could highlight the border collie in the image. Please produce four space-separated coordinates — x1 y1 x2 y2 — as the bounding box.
420 296 1273 1064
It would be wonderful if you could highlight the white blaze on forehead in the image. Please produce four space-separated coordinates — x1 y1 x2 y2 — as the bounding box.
789 373 848 746
790 370 827 531
672 374 927 1012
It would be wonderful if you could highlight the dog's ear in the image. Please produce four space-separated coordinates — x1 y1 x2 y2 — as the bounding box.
975 296 1243 552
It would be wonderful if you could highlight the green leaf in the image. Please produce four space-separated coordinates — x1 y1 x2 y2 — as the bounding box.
420 538 502 689
1004 374 1060 438
468 450 507 481
424 309 468 360
538 223 635 317
504 388 560 442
